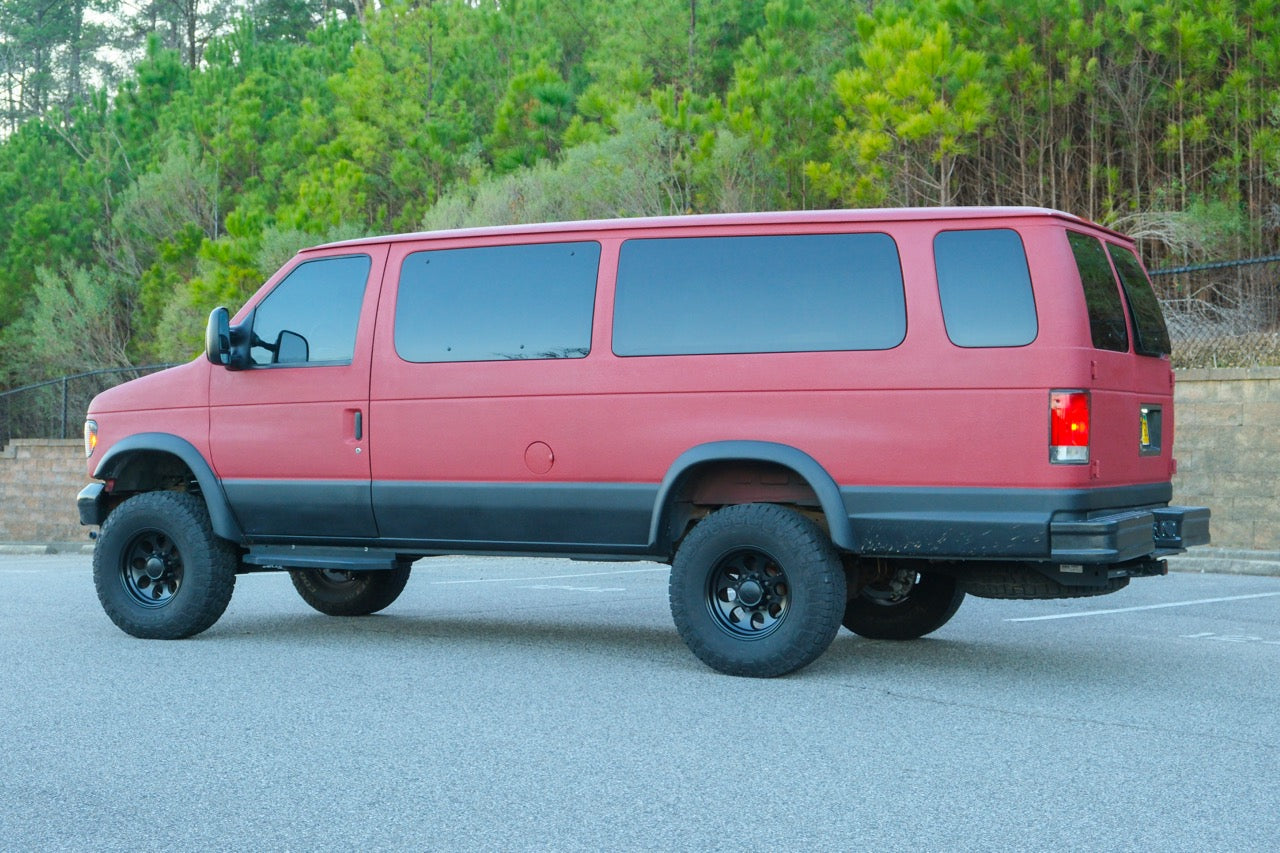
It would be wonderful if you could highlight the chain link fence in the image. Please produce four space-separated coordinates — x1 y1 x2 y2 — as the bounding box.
1152 255 1280 369
0 364 179 448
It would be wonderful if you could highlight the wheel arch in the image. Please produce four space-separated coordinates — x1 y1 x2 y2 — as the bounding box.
94 433 244 543
649 441 856 556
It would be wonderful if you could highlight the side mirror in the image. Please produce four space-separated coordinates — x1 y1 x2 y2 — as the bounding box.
205 307 251 370
205 307 231 366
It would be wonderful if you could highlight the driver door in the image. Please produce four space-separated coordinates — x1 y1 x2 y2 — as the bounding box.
209 245 388 540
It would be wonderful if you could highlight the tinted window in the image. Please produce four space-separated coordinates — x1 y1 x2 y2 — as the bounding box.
1108 244 1171 356
395 242 599 362
1067 232 1129 352
935 229 1037 347
612 233 905 356
250 255 371 366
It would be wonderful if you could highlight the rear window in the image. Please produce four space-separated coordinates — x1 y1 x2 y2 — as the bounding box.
934 229 1037 347
612 233 905 356
395 242 599 363
1067 232 1129 352
1108 244 1171 356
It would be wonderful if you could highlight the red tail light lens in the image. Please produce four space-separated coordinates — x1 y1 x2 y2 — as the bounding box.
1050 391 1090 464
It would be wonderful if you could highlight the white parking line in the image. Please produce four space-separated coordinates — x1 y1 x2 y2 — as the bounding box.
430 567 668 586
1005 591 1280 622
518 585 627 593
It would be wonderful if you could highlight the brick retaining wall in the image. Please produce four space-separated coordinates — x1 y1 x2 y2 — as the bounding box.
0 369 1273 549
1171 367 1280 551
0 439 93 545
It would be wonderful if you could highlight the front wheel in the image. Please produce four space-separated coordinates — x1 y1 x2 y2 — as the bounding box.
842 568 964 640
93 491 238 639
669 504 846 678
289 564 412 616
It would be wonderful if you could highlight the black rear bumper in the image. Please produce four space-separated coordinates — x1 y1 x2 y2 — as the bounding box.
1050 505 1211 564
842 484 1210 565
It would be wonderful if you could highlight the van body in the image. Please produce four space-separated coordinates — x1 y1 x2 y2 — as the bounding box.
80 208 1209 676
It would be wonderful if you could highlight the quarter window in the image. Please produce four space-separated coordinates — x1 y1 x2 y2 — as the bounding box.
1067 232 1129 352
250 255 371 366
1108 244 1171 357
395 242 599 363
934 229 1037 347
612 233 905 356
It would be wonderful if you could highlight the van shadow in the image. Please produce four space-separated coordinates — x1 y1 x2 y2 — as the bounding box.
813 629 1157 688
215 607 695 667
211 606 1142 684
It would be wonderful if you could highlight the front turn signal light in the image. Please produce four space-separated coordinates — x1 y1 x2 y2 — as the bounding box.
84 420 98 458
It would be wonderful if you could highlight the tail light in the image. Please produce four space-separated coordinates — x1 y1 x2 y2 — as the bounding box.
1050 391 1089 464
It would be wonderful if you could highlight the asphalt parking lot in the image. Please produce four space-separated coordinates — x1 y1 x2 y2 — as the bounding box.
1 552 1277 851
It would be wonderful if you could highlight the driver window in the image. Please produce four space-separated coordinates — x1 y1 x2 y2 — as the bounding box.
250 255 371 366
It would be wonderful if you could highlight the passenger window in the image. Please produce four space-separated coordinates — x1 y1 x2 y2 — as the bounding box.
1067 232 1129 352
612 233 905 356
1107 244 1171 357
395 242 599 363
250 255 371 366
934 229 1037 347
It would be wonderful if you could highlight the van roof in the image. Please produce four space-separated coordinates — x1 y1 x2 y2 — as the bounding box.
309 206 1128 252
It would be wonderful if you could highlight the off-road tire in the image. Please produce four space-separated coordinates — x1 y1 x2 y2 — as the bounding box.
843 571 965 640
669 503 846 678
289 564 412 616
93 491 238 639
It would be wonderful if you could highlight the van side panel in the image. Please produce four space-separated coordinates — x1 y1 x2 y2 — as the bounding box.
363 216 1179 558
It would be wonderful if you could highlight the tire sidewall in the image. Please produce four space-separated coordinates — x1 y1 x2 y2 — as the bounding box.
842 571 965 640
93 492 237 639
670 504 845 677
289 565 411 616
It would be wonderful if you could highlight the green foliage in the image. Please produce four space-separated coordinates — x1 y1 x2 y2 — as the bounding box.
13 263 137 379
811 12 991 206
4 0 1280 384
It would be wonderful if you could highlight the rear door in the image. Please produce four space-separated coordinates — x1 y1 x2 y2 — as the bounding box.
1065 231 1174 487
209 245 388 539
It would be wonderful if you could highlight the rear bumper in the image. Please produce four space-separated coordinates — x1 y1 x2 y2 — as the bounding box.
841 484 1209 565
1050 505 1211 564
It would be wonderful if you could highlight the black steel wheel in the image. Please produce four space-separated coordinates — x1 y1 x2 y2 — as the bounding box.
670 504 846 678
93 491 238 639
705 547 791 639
289 564 412 616
120 529 184 607
842 567 964 640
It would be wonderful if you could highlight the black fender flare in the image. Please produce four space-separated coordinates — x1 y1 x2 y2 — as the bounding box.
648 440 857 554
93 433 244 543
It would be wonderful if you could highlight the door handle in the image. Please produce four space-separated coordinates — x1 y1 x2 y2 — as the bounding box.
354 410 364 441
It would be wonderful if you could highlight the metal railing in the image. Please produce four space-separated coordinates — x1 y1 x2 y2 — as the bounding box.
0 364 180 447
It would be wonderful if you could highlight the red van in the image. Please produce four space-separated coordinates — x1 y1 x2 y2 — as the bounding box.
80 208 1208 676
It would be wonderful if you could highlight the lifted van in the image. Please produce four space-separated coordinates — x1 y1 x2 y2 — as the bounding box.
80 208 1209 676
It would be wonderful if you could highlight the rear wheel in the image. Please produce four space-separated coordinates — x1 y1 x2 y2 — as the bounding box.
842 567 964 640
93 491 238 639
289 564 412 616
669 504 846 677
